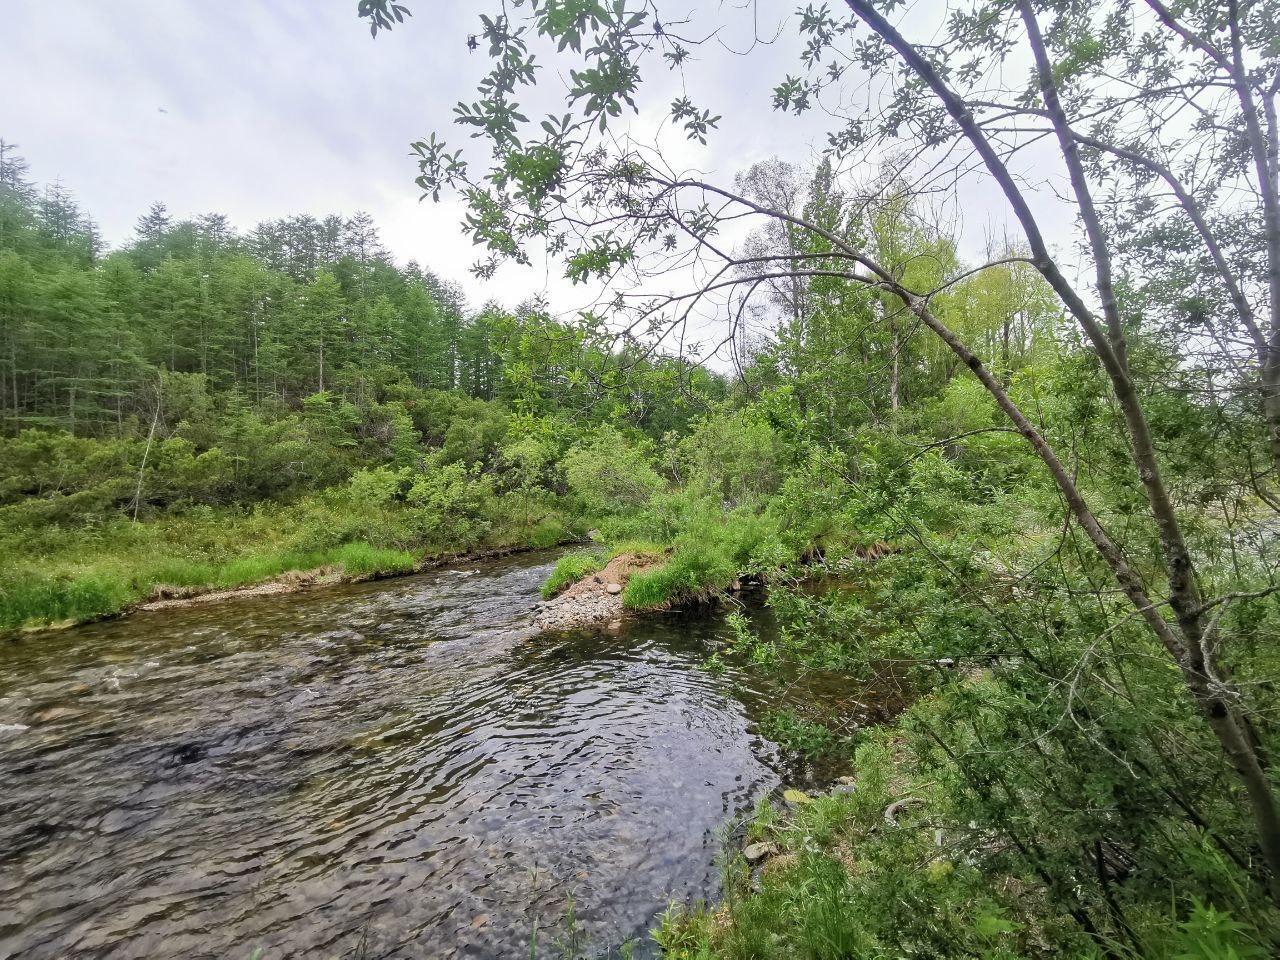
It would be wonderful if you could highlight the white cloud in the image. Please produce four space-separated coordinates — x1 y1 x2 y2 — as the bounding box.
1 0 1082 324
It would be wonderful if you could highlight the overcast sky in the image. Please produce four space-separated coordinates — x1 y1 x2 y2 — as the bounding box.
1 1 1079 326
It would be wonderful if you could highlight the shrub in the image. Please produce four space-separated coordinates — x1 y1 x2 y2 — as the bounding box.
681 409 784 506
562 427 664 516
405 462 494 547
527 517 570 549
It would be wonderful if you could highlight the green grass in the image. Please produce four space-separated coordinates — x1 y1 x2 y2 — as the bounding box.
0 482 582 631
0 571 133 628
606 539 667 560
621 545 737 609
331 541 416 577
540 550 605 598
527 517 571 549
0 540 419 630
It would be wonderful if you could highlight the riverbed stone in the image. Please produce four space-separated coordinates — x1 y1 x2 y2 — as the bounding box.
606 582 622 594
743 842 776 864
33 705 84 723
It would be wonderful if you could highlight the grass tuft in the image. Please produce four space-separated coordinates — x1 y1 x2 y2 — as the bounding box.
621 546 737 609
0 572 132 629
540 550 605 598
332 542 416 577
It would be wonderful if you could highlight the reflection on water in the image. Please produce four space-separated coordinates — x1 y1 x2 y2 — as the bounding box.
0 552 859 958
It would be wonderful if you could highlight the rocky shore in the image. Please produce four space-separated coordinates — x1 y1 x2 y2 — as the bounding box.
533 553 658 631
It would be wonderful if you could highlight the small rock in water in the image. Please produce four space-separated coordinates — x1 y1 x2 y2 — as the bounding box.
33 706 83 723
606 620 622 631
743 841 776 864
605 582 622 594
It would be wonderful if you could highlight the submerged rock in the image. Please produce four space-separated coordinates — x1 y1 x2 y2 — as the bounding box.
34 705 86 723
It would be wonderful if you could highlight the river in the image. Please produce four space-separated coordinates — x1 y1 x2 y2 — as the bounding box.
0 550 860 958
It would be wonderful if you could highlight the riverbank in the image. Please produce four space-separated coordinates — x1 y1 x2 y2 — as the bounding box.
2 539 577 635
136 542 560 613
0 490 580 634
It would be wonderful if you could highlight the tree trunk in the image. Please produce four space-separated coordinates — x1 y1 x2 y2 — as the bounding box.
890 318 901 412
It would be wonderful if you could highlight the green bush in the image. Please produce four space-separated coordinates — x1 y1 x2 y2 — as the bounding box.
562 426 664 516
759 709 846 759
405 461 495 547
526 517 570 549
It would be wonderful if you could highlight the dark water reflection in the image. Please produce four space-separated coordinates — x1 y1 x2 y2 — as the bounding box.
0 551 860 958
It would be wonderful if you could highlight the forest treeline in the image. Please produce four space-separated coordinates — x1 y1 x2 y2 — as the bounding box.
0 140 719 512
2 139 502 430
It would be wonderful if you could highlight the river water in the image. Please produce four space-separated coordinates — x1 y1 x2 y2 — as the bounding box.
0 551 861 958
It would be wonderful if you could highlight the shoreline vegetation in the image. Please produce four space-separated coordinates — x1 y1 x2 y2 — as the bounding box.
8 539 572 633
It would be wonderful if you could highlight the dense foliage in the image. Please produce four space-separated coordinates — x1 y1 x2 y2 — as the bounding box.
5 0 1280 953
0 144 722 629
356 0 1280 954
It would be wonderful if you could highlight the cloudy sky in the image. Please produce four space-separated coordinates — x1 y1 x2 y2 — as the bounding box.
1 1 1077 324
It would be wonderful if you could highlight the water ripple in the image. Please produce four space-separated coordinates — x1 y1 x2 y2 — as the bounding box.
0 551 792 958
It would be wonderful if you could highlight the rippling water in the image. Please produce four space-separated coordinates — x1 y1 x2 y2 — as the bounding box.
0 551 843 958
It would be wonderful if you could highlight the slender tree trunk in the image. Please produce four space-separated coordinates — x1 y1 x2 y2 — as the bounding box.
1265 358 1280 472
843 0 1280 897
11 338 18 427
1225 0 1280 476
132 389 161 523
901 289 1280 898
890 318 901 412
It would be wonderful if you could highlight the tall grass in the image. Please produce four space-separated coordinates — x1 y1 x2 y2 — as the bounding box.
331 542 416 577
622 546 738 609
0 538 416 631
0 572 132 629
540 550 605 598
1 485 573 632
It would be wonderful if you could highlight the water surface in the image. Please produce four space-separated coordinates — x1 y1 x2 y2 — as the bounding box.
0 552 854 958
